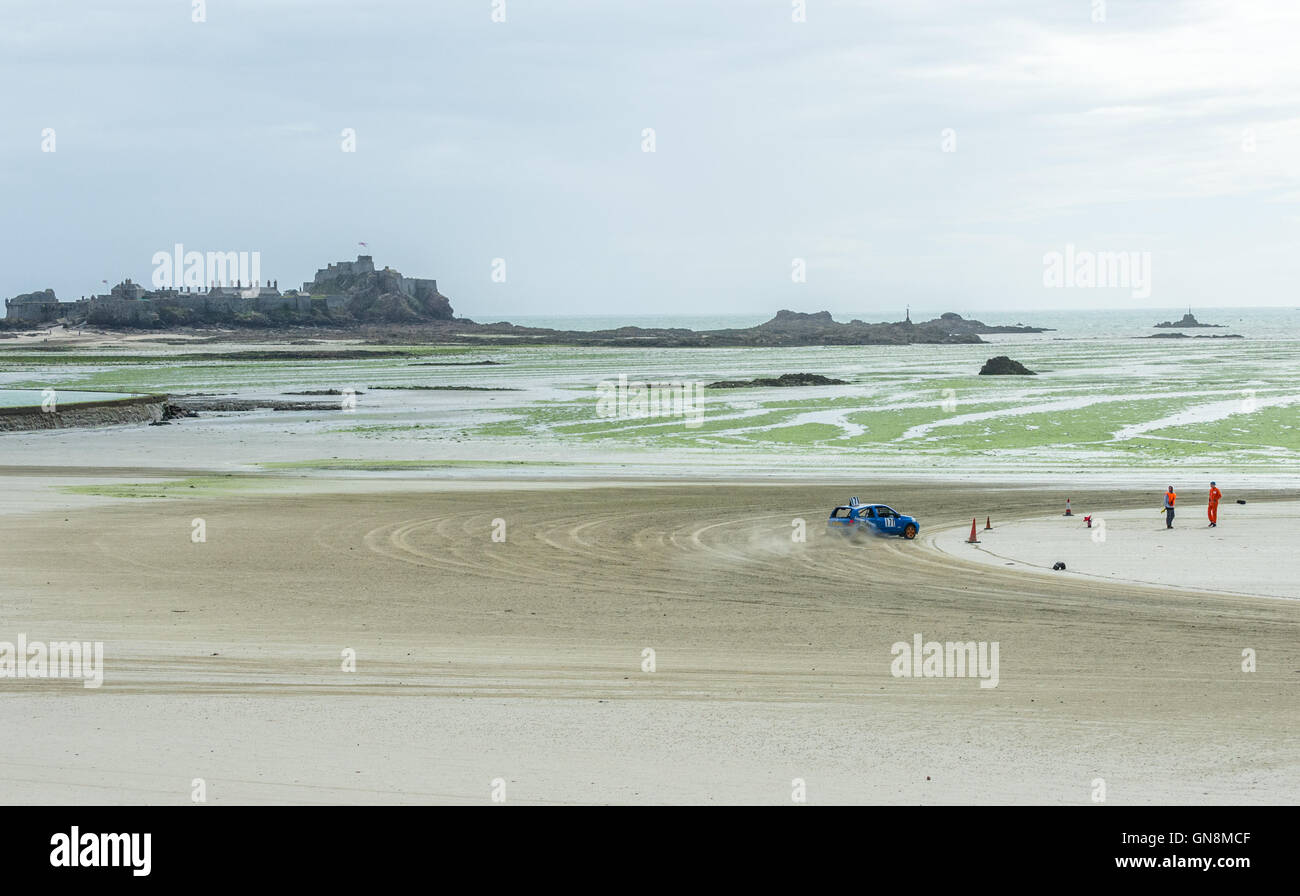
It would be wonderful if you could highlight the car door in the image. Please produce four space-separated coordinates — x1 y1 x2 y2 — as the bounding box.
875 506 898 533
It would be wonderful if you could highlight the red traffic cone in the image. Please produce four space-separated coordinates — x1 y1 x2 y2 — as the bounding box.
966 518 980 544
1064 498 1073 516
984 516 993 530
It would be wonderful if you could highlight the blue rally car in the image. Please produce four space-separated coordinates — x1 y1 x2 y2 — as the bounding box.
827 497 920 540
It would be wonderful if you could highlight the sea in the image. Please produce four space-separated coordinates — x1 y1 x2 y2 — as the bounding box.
470 307 1300 341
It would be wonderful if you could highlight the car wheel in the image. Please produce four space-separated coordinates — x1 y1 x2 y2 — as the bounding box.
903 524 917 540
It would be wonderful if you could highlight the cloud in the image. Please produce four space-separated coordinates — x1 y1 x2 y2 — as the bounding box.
1 0 1297 313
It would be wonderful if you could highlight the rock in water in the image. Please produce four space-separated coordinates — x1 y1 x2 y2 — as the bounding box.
978 355 1036 375
1154 312 1224 329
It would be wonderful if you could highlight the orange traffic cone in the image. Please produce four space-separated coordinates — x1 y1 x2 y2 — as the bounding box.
1064 498 1073 517
966 518 980 544
984 516 993 530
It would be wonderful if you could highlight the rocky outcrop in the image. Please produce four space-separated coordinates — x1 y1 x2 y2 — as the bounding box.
706 373 850 388
1155 313 1224 328
9 289 58 304
429 311 1050 347
978 355 1036 375
934 311 1048 335
160 403 198 420
318 267 452 323
305 256 453 323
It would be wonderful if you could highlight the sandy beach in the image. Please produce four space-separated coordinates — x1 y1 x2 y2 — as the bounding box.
3 321 1299 805
2 474 1296 804
10 2 1300 874
933 499 1300 601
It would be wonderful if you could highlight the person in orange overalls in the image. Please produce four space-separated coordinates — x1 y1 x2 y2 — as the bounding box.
1164 486 1176 529
1208 481 1222 527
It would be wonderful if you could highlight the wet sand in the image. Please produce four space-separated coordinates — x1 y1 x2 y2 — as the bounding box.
933 500 1300 601
1 478 1297 804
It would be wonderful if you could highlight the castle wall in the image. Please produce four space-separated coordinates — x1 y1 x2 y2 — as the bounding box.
72 287 310 323
400 277 438 296
305 255 376 292
86 298 155 325
255 293 312 313
3 301 62 323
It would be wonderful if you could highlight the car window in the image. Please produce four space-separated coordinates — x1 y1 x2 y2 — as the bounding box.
831 507 850 518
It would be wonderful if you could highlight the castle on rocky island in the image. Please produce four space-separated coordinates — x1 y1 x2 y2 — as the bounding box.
4 255 453 327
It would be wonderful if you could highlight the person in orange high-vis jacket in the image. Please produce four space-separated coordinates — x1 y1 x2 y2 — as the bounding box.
1208 481 1222 527
1164 486 1176 529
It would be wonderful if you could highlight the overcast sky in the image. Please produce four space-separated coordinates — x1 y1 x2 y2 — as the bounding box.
2 0 1298 318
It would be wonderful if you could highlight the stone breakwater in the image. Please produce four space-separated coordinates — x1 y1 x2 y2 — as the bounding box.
0 395 167 432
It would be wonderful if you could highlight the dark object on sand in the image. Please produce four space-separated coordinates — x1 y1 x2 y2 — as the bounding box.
1052 561 1066 571
160 403 197 421
706 373 849 389
1236 499 1246 504
284 389 364 396
979 356 1036 376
